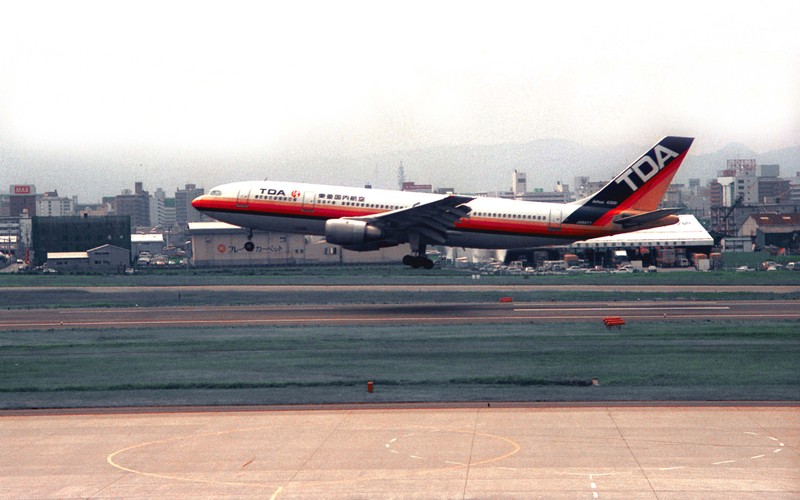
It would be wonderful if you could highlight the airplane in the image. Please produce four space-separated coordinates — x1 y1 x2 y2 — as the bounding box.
191 136 694 269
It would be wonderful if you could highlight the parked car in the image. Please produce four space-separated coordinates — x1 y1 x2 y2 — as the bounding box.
585 266 607 274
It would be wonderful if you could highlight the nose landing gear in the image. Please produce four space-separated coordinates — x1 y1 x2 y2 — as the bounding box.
244 228 255 252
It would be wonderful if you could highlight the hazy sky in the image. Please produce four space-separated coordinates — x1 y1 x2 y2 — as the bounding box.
1 1 798 200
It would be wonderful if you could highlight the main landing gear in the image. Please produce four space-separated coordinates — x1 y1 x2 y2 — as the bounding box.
244 228 255 252
403 238 434 269
402 254 434 269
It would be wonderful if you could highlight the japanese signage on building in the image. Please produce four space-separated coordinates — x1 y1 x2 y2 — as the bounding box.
11 185 34 195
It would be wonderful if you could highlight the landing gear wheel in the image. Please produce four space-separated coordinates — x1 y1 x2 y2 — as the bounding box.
403 255 434 269
244 228 255 252
404 235 433 269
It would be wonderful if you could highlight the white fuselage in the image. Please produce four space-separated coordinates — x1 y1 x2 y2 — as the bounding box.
193 180 617 250
190 137 693 255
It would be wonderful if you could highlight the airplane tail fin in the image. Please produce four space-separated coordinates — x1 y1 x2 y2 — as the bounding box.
563 136 694 227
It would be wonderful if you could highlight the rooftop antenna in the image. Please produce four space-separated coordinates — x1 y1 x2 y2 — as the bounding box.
397 161 406 190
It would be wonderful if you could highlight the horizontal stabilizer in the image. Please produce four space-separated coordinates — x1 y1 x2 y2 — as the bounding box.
613 208 682 228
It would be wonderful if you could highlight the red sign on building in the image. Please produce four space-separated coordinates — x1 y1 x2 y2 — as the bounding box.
13 185 32 195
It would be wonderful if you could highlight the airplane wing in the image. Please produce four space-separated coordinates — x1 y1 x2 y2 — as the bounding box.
613 208 682 229
352 194 474 244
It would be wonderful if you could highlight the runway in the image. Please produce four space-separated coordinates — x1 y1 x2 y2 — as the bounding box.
6 284 800 293
1 404 797 498
1 299 799 330
2 287 798 497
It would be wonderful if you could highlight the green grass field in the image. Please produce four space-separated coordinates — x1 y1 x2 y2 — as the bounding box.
2 287 798 310
2 266 799 310
3 264 800 288
2 320 797 408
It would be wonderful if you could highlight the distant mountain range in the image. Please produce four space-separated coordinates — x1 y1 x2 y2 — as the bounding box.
343 139 800 194
679 143 800 184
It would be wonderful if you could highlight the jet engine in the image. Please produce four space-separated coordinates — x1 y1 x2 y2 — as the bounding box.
324 219 384 246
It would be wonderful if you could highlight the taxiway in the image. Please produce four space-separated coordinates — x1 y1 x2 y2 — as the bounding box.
2 299 799 330
1 404 797 498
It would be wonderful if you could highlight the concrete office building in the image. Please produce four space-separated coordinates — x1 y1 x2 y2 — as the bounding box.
37 191 76 217
9 185 37 217
175 184 205 227
115 182 150 228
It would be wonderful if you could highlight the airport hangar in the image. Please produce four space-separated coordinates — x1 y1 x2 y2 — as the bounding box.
566 214 715 268
188 215 714 268
187 221 412 267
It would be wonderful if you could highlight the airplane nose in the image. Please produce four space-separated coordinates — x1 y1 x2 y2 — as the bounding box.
191 195 207 210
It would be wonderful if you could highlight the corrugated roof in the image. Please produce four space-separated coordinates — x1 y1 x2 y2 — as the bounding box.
749 213 800 226
87 244 129 253
187 221 245 232
131 234 165 243
47 252 88 260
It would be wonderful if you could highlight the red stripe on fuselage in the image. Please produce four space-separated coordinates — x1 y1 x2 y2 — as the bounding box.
195 196 616 240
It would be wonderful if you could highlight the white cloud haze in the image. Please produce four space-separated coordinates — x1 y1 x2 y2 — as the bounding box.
1 1 798 200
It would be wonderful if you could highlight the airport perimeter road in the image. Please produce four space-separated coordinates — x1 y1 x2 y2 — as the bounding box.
1 299 799 330
1 405 797 498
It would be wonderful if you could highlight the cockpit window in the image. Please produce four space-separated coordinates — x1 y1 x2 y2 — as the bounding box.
210 190 222 196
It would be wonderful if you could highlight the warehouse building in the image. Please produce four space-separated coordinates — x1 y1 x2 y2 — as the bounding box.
131 233 165 257
46 244 130 273
740 213 800 252
188 222 410 267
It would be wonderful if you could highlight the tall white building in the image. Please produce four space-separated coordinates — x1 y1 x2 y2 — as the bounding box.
789 172 800 204
150 188 168 228
512 170 527 196
36 192 75 217
717 159 758 207
735 169 758 205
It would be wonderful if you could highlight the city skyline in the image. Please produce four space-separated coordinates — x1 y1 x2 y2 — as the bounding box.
4 138 799 205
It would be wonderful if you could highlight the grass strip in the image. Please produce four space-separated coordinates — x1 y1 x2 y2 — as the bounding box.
1 320 798 407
